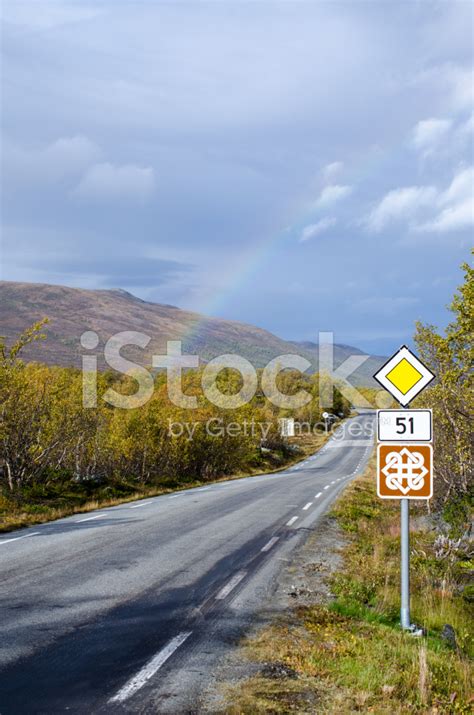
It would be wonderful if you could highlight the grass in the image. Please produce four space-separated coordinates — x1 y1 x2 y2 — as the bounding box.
0 427 331 533
225 457 473 713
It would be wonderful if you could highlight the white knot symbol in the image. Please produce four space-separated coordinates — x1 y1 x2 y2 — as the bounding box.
382 448 428 495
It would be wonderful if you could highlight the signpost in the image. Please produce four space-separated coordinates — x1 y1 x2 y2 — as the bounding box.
322 411 329 433
374 345 435 631
279 417 295 437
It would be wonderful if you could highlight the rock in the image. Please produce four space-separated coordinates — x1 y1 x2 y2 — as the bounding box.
441 624 457 649
260 661 298 679
288 584 311 598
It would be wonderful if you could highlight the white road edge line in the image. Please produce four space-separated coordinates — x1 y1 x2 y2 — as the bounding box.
261 536 279 552
109 631 192 703
129 502 153 509
215 571 247 600
323 485 330 490
302 502 313 511
0 531 40 546
286 516 298 526
314 492 322 498
76 514 106 523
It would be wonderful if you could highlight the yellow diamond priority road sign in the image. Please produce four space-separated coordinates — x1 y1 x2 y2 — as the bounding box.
374 345 435 406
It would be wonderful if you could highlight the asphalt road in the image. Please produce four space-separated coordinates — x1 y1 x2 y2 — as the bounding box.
0 411 374 714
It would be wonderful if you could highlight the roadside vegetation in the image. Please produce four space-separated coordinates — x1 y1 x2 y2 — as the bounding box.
224 259 473 713
226 457 473 714
0 326 350 531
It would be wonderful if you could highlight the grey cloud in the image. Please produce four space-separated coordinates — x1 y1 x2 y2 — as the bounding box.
72 162 155 203
3 136 102 186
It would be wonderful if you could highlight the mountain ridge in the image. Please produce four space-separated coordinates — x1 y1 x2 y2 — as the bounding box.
0 281 385 386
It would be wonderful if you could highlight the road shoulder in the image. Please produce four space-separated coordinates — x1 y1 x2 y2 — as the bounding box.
199 513 345 713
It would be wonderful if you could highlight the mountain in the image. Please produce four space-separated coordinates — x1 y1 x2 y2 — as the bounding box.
0 281 385 385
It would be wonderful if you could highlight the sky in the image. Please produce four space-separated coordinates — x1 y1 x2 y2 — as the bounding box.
1 0 473 354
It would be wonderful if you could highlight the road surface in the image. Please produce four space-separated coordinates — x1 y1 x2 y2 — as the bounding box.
0 411 374 713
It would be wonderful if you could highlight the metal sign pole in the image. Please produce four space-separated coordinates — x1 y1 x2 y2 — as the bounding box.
400 401 410 630
400 497 410 629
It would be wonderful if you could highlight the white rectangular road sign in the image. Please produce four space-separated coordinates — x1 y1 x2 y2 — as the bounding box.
377 409 432 442
279 417 295 437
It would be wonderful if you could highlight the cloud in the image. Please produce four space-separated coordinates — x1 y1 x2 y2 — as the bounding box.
367 186 437 231
300 217 336 242
369 167 474 234
412 118 453 153
418 197 474 233
58 255 190 288
459 113 474 136
73 163 155 203
321 161 343 183
445 65 474 112
417 168 474 232
439 166 474 206
4 135 102 185
411 64 474 113
2 224 192 289
314 184 352 208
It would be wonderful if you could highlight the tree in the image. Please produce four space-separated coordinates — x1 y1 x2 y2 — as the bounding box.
414 257 473 509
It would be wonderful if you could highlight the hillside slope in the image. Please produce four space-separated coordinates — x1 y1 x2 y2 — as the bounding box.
0 281 385 385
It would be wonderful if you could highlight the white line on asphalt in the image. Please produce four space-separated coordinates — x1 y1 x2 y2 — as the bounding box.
215 571 247 600
330 481 336 485
261 536 279 552
286 516 298 526
0 531 40 546
168 494 183 499
76 514 106 523
314 492 322 498
302 502 313 511
109 631 192 703
129 502 153 509
324 485 330 490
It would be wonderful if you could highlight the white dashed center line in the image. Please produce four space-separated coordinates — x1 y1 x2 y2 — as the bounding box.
76 514 106 523
302 502 312 511
315 492 322 498
129 501 153 509
324 485 330 490
215 571 247 600
0 531 40 546
109 631 192 703
261 536 279 552
286 516 298 526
